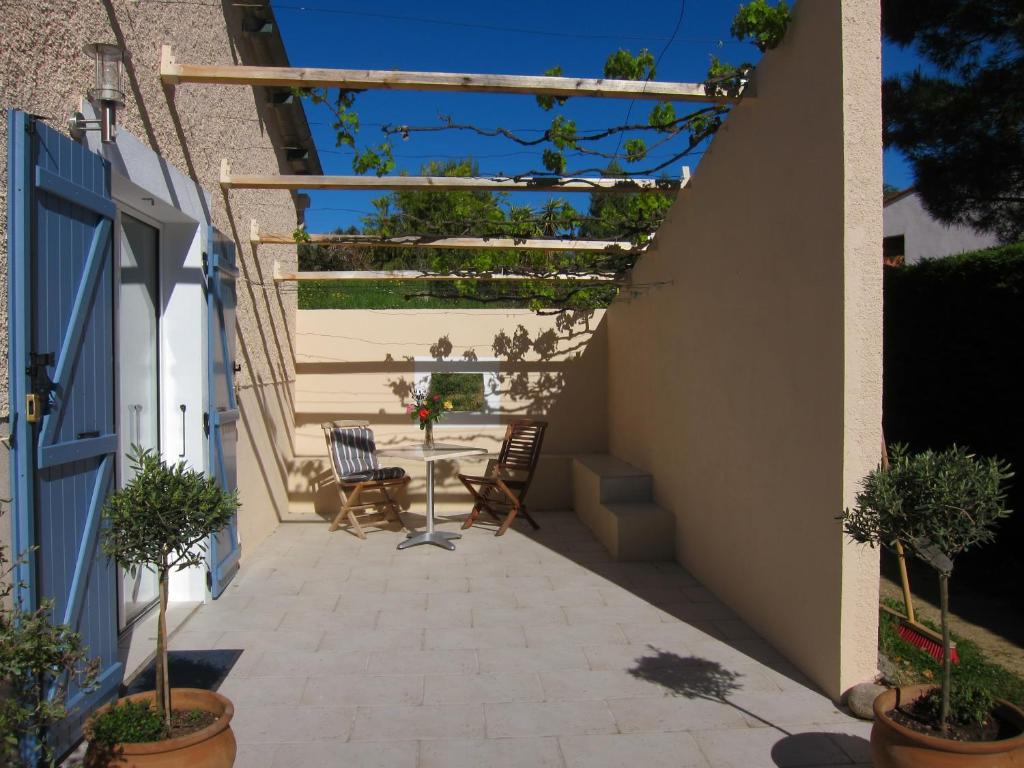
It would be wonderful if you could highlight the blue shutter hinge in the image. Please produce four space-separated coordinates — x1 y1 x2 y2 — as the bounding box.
203 411 210 436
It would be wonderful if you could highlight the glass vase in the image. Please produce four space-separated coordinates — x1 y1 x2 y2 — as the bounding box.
424 420 435 448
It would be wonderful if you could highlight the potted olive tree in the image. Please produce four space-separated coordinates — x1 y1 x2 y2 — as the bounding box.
1 512 98 767
84 447 239 767
842 444 1024 767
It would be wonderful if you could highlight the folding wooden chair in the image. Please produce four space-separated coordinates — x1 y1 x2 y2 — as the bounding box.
458 419 548 536
322 422 410 538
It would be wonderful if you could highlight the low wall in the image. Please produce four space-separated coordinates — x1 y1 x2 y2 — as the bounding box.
290 309 608 518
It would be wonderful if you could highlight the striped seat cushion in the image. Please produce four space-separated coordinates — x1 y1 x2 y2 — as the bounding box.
341 466 406 483
329 427 405 484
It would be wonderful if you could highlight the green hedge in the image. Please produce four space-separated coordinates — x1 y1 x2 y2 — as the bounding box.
297 280 618 310
884 241 1024 590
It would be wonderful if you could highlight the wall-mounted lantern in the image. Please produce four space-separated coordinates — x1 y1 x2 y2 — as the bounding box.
68 43 125 144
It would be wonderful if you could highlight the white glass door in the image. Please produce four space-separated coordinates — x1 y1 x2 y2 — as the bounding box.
117 213 161 630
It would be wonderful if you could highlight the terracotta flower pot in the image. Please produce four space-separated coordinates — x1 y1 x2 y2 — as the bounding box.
872 684 1024 768
85 688 235 768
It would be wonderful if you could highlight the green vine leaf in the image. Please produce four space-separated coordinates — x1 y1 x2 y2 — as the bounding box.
353 142 396 176
704 56 753 98
549 116 578 150
731 0 791 53
648 103 678 132
604 48 656 81
536 66 568 111
542 148 567 174
624 139 648 162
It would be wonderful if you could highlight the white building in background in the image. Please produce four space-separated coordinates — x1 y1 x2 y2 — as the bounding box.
883 188 999 265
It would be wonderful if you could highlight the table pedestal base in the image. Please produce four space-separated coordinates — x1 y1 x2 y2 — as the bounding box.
397 530 461 551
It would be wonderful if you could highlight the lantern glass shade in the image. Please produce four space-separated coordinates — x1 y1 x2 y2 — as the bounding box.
84 43 124 104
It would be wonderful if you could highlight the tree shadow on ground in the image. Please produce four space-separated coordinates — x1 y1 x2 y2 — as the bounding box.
628 648 870 766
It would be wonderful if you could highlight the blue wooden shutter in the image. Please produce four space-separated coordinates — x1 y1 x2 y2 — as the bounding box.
7 110 123 753
206 226 240 597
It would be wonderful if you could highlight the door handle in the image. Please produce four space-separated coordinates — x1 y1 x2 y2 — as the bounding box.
179 404 187 457
130 404 142 445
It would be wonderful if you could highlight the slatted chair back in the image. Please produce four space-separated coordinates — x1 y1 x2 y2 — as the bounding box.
496 419 547 496
327 425 380 479
457 418 548 536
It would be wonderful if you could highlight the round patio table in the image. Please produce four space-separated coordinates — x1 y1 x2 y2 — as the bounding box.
378 442 487 551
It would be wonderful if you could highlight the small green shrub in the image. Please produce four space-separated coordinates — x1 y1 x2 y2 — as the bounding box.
917 684 995 728
88 701 166 745
1 510 98 766
844 445 1013 733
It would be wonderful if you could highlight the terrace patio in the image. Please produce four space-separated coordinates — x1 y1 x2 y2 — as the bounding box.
167 511 873 768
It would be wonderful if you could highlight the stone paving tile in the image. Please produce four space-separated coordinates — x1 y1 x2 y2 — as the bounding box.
235 743 276 768
318 628 425 653
215 628 323 653
514 587 605 608
281 608 379 632
563 602 673 626
166 629 222 651
607 695 751 732
423 672 544 705
485 700 618 738
301 673 424 707
175 513 872 768
693 726 861 768
728 690 853 728
470 574 553 592
238 649 369 677
217 675 306 706
558 732 710 768
429 589 518 610
350 703 485 741
477 645 591 674
180 606 285 632
540 668 672 701
368 649 479 675
419 737 564 768
472 605 567 627
231 704 356 743
424 626 527 650
582 641 694 672
525 622 629 647
270 740 419 768
386 575 470 593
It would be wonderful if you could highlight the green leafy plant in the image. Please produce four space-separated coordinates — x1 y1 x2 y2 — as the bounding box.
842 444 1013 734
100 447 238 735
0 511 98 767
730 0 791 52
86 700 166 746
917 683 995 729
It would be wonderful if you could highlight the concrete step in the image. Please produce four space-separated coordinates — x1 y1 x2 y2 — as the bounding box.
572 455 674 561
572 453 652 503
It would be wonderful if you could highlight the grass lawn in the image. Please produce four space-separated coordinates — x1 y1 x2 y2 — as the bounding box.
880 598 1024 708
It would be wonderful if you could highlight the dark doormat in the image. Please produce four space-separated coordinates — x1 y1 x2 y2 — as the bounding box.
121 650 243 695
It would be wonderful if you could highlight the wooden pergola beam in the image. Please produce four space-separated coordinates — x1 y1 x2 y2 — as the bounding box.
221 160 683 193
161 45 740 104
273 262 619 283
251 221 637 253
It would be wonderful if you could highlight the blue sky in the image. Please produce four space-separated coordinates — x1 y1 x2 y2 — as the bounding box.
273 1 922 233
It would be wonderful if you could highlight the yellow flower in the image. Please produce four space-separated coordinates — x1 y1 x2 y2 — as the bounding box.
443 400 454 410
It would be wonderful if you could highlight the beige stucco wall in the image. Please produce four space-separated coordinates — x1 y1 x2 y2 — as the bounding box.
605 0 882 700
0 0 300 557
292 309 607 518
